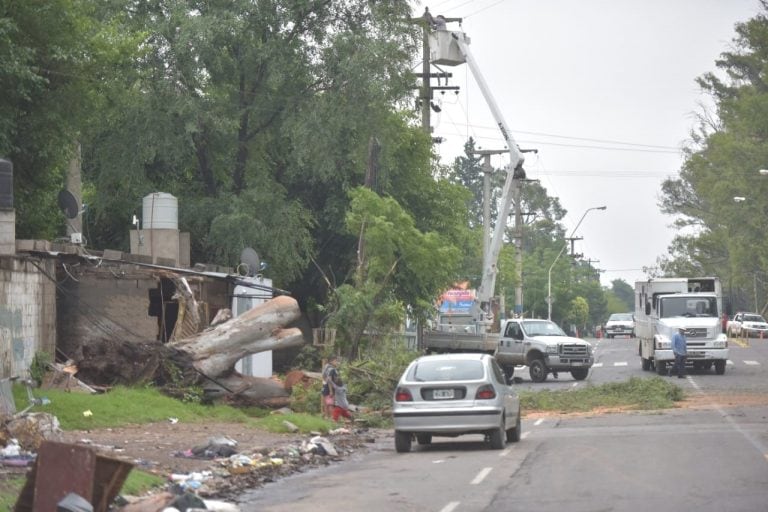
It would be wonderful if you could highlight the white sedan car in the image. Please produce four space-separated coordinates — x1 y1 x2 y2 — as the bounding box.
392 353 521 453
727 312 768 338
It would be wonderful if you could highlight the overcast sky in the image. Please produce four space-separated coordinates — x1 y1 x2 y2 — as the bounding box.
415 0 760 287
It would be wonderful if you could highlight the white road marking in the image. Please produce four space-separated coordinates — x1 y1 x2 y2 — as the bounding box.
521 431 530 439
727 360 734 365
432 459 445 464
688 377 768 460
499 447 511 457
439 501 460 512
471 467 493 485
592 362 604 367
534 418 544 426
744 360 760 365
613 361 628 366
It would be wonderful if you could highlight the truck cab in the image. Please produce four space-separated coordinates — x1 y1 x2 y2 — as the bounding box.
496 318 594 383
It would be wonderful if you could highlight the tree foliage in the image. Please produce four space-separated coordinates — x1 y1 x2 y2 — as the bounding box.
326 187 463 358
659 2 768 313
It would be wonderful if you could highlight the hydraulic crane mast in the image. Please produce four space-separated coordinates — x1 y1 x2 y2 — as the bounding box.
449 30 525 328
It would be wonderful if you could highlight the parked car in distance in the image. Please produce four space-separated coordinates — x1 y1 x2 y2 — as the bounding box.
727 312 768 338
604 312 635 338
392 353 521 453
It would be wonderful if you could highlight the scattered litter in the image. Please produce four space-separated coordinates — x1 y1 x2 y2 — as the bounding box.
305 436 338 457
1 438 20 457
168 417 179 424
169 471 213 491
82 410 93 417
174 436 238 460
202 499 241 511
282 420 299 433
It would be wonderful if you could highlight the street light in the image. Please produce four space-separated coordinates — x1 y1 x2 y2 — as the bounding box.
547 206 607 320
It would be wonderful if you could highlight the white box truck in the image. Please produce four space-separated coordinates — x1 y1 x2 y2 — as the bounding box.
635 277 729 375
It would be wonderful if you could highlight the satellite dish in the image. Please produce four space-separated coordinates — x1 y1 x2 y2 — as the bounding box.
239 247 261 277
57 189 80 219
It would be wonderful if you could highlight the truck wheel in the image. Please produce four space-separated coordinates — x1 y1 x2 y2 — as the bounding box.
714 360 726 375
529 359 548 383
506 413 521 442
395 431 412 453
655 361 667 376
416 433 432 445
489 417 505 449
570 368 589 380
641 358 651 371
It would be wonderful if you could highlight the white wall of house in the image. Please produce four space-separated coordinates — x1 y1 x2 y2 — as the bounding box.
0 257 56 378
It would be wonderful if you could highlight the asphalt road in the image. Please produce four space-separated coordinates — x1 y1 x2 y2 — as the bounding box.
238 337 768 512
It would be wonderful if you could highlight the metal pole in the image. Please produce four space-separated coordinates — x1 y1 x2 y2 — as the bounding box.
547 206 607 320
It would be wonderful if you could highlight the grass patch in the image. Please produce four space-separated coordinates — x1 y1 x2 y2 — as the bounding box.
253 412 333 433
14 385 255 430
0 476 25 510
519 377 685 414
120 469 166 497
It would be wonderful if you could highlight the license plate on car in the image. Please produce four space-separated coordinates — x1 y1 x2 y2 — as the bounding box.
433 389 454 399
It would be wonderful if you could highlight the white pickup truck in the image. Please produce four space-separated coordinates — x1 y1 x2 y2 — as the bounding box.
495 318 594 383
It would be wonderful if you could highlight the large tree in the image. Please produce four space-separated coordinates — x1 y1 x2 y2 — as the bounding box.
659 2 768 313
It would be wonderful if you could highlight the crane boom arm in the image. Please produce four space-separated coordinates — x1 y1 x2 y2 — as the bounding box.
451 31 524 322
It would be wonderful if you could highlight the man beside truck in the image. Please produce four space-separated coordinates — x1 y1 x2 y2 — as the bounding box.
671 327 687 378
636 277 729 376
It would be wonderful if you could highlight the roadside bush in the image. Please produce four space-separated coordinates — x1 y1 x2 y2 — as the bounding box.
345 337 419 410
289 379 323 414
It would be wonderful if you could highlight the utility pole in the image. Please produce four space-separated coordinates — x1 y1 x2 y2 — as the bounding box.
566 236 583 257
414 8 461 136
474 149 508 276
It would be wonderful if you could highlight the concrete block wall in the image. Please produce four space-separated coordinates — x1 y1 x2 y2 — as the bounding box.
0 257 56 378
56 267 159 358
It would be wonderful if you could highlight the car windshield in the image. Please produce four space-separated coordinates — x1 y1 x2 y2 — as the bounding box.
521 320 566 337
412 360 484 381
609 313 633 321
743 314 766 323
659 296 718 318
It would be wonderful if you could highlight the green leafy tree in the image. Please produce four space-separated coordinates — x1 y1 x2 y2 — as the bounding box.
610 279 635 311
565 296 589 335
0 0 136 238
658 4 768 313
326 187 462 358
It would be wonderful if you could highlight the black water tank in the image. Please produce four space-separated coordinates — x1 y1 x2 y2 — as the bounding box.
0 159 12 209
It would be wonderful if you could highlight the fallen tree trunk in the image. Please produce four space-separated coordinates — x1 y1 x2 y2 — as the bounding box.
70 275 306 406
167 294 304 404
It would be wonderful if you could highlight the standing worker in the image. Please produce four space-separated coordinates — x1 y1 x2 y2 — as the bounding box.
671 327 687 378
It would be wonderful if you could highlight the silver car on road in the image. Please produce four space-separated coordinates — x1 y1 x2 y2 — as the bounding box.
392 353 521 453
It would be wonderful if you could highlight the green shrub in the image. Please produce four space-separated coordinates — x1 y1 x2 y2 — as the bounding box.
29 352 52 386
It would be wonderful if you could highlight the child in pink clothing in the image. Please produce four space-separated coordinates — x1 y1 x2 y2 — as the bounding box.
331 375 353 423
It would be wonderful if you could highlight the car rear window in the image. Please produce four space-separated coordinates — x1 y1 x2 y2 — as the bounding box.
413 360 484 381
